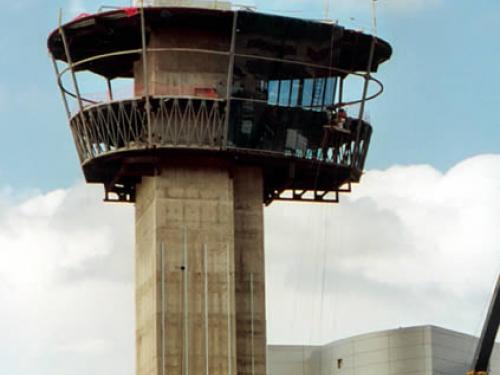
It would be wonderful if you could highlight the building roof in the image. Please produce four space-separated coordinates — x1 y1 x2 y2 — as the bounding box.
47 7 392 79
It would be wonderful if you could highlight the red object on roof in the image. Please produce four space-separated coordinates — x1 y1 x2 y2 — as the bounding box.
74 13 91 20
122 7 139 17
195 88 219 99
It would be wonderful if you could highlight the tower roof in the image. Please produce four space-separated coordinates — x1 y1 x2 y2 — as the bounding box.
48 8 392 79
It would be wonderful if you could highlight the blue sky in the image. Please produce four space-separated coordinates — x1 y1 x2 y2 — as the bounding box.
0 0 499 191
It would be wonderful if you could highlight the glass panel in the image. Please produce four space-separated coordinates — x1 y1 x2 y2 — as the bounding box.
231 57 338 109
228 101 329 155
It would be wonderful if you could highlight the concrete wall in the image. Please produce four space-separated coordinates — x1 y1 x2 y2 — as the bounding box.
268 326 500 375
134 26 230 98
268 346 321 375
135 165 266 375
320 326 433 375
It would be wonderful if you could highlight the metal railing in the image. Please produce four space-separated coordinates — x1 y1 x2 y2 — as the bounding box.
51 7 382 175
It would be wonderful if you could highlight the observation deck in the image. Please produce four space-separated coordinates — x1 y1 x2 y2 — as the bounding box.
48 6 392 204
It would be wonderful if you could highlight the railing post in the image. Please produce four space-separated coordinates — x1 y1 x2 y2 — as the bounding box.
353 36 377 168
58 9 92 158
140 0 153 146
223 11 238 149
50 54 72 120
107 78 114 101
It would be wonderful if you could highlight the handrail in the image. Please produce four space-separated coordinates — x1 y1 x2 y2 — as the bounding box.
69 95 226 121
53 47 384 113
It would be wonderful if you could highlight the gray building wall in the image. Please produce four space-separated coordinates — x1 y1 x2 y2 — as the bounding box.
268 326 500 375
431 326 499 375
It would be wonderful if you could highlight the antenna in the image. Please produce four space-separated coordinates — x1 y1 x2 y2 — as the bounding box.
324 0 330 21
371 0 378 35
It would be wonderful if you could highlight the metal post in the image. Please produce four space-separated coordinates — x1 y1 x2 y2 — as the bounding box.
470 275 500 373
371 0 378 36
161 242 166 375
183 227 189 375
203 244 209 375
321 77 328 109
250 273 256 375
297 79 304 107
50 54 72 120
140 0 153 146
277 80 282 105
58 11 85 115
223 12 239 148
353 36 377 167
226 244 233 375
58 9 91 155
338 77 344 106
357 39 376 123
107 78 114 101
311 78 318 108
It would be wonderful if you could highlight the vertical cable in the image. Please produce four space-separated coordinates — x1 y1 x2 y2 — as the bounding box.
223 12 239 148
140 0 152 145
183 227 189 375
226 244 233 375
204 244 209 375
371 0 378 36
161 241 166 375
250 273 255 375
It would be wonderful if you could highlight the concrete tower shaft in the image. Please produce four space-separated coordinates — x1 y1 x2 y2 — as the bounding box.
136 165 266 375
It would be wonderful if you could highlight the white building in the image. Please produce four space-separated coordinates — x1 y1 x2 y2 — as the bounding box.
268 326 500 375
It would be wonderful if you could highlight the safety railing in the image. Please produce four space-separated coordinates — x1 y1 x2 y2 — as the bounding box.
71 97 226 163
51 7 383 174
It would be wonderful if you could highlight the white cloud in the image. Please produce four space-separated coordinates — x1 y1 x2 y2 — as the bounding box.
0 155 498 373
0 184 134 375
266 154 500 344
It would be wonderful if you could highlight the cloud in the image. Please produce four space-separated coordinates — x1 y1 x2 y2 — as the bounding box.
266 154 500 344
0 184 134 375
0 155 498 373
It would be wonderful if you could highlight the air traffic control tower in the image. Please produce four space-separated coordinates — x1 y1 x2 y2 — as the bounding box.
48 1 391 375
